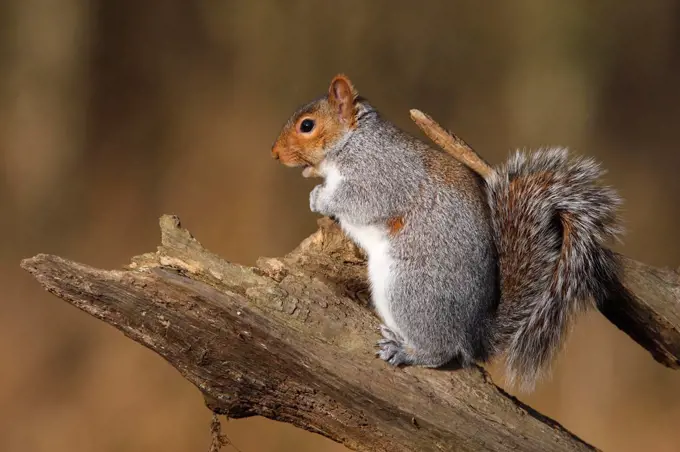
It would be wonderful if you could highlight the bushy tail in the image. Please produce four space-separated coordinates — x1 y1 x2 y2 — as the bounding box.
486 148 623 390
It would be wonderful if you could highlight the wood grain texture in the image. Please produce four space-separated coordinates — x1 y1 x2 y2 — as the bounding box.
600 256 680 368
21 215 596 452
410 109 493 179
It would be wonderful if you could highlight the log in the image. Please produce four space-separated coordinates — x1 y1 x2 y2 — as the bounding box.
21 214 599 452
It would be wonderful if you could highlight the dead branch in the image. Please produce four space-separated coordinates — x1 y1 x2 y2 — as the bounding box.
22 215 599 452
409 109 493 179
410 109 680 370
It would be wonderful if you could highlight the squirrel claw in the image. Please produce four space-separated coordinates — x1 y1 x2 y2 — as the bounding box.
377 341 409 366
377 325 411 366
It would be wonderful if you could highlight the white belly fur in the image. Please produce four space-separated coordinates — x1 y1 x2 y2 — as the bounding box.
340 221 398 334
317 161 398 333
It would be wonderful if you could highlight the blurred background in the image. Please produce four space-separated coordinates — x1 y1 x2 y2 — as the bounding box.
2 1 680 451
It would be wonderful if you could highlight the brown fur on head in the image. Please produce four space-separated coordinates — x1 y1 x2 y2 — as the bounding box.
272 74 359 177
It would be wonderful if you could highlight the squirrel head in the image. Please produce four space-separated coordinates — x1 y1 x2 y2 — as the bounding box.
272 74 360 176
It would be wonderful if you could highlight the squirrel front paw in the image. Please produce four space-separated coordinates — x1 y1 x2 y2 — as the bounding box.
309 184 325 214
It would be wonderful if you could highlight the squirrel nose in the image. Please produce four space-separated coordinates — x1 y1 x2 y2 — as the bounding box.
271 146 280 160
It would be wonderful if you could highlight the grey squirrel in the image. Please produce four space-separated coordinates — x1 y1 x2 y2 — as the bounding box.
272 74 623 389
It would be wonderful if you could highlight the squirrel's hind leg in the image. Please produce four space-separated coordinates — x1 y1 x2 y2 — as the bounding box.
376 324 413 366
376 325 462 369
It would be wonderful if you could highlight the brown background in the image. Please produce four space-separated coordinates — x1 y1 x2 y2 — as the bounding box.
2 1 680 451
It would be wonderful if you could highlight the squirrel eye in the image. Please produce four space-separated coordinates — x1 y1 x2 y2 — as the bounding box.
299 118 315 133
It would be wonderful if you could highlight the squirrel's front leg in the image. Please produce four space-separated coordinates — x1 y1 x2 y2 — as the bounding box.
309 183 336 217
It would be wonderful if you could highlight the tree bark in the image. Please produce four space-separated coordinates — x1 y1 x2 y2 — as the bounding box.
20 215 680 451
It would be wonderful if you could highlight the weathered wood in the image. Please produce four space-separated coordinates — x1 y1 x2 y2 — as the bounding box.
409 109 493 179
21 215 596 452
600 257 680 368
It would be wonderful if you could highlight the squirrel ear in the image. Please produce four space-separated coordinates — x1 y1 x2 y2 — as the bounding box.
328 74 358 122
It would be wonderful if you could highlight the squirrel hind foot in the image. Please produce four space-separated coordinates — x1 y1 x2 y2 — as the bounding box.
376 325 412 366
376 339 412 366
376 325 467 369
